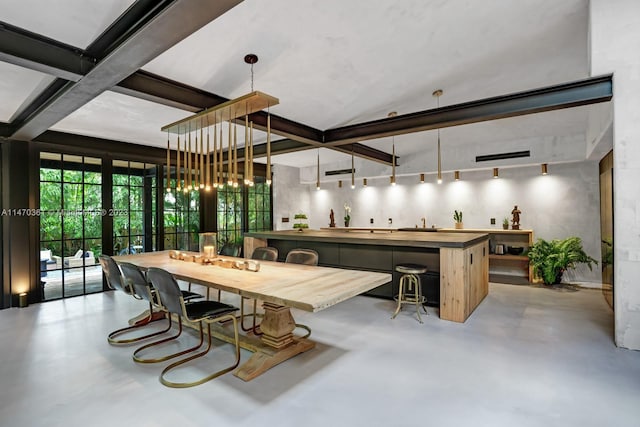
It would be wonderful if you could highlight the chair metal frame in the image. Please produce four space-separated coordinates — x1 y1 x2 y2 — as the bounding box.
99 255 166 345
146 267 241 388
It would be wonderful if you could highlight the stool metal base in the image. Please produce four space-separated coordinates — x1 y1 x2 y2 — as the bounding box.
392 272 428 323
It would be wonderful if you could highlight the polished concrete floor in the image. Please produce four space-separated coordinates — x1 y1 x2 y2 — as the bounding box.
0 283 638 427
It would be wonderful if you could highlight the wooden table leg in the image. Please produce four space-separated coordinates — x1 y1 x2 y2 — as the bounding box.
233 302 315 381
259 302 295 348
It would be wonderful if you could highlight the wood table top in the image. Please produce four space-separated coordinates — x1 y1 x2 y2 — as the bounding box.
113 251 391 313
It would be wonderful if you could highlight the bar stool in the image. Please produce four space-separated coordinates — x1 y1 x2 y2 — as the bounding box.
392 263 429 323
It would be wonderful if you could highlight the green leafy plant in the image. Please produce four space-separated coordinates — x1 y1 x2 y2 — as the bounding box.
453 210 463 223
527 237 597 285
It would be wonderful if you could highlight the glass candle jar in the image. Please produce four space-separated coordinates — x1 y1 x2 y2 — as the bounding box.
199 232 216 258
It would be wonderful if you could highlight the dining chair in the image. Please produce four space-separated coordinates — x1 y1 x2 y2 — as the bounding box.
284 248 318 338
240 247 280 335
285 248 319 266
219 242 242 257
99 255 157 344
146 267 241 388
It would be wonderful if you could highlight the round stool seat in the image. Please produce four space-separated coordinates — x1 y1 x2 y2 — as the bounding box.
395 263 428 275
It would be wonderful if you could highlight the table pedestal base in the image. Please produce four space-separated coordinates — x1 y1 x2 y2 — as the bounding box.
131 303 316 382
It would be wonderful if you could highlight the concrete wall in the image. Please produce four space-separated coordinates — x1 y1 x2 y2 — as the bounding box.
276 160 602 285
591 0 640 349
271 164 310 231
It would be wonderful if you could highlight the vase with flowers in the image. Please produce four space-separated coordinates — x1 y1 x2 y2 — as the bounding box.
344 204 351 227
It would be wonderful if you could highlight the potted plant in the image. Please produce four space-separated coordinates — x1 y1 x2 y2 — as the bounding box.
293 213 309 231
502 217 509 230
344 204 351 227
527 237 597 285
453 210 463 229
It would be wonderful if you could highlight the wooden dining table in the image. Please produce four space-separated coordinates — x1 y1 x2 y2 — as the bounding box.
113 250 391 381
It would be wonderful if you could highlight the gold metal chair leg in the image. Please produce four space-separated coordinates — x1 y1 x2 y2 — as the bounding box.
160 315 241 388
240 297 264 335
107 302 170 345
132 317 205 364
294 323 312 338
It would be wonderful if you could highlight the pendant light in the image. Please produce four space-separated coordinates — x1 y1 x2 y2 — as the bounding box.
316 149 321 190
493 168 499 179
161 54 278 193
454 171 460 181
433 90 443 184
389 111 397 186
351 148 355 189
166 130 171 193
541 163 548 175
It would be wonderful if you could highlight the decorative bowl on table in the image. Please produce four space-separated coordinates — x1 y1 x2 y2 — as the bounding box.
508 246 524 255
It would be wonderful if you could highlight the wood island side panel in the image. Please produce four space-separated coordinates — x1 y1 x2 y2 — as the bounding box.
439 240 489 322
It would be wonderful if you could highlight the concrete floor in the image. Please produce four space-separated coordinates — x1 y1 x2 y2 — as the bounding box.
0 283 638 427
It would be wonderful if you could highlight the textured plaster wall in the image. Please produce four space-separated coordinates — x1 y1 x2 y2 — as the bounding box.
271 164 310 231
591 0 640 350
277 160 601 285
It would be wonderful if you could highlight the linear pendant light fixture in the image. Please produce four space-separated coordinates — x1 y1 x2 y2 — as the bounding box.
433 89 443 184
316 149 320 190
351 148 355 189
389 111 397 186
162 54 278 193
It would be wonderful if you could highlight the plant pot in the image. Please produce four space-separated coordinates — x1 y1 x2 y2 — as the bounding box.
502 224 509 230
455 222 463 229
344 220 350 227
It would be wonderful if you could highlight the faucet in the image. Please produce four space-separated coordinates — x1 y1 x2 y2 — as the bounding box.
421 217 426 228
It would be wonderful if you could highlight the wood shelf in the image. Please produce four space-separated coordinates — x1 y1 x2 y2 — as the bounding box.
436 228 533 282
489 254 529 261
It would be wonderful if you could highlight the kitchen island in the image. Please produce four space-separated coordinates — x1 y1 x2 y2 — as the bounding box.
244 230 489 323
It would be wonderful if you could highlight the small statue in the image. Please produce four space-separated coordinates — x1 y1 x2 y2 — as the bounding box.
511 205 521 230
329 209 336 227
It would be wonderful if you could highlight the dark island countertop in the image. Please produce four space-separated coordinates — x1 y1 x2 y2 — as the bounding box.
245 230 488 249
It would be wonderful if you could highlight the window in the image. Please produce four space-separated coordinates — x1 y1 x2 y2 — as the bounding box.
216 183 244 251
39 153 103 300
247 176 272 232
164 180 200 252
113 160 157 255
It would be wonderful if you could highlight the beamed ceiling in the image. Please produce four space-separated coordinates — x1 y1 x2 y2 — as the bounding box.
0 0 611 169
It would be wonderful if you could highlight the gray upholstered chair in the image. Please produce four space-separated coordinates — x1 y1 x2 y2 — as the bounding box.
285 248 319 266
240 247 280 334
284 248 318 338
146 267 240 388
219 242 242 257
251 246 278 261
99 255 159 344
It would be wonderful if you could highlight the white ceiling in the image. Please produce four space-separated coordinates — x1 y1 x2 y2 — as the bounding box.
0 0 597 169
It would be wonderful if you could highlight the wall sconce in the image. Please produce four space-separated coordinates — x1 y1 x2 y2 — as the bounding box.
493 168 499 179
454 171 460 181
338 180 342 188
541 163 548 175
363 178 367 187
419 173 425 183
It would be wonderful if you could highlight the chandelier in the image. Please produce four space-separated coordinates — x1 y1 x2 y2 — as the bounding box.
162 54 278 193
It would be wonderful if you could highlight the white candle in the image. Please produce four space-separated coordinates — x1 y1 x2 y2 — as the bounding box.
203 245 215 258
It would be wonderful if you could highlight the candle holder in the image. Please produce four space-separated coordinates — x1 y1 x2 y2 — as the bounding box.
199 232 217 259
